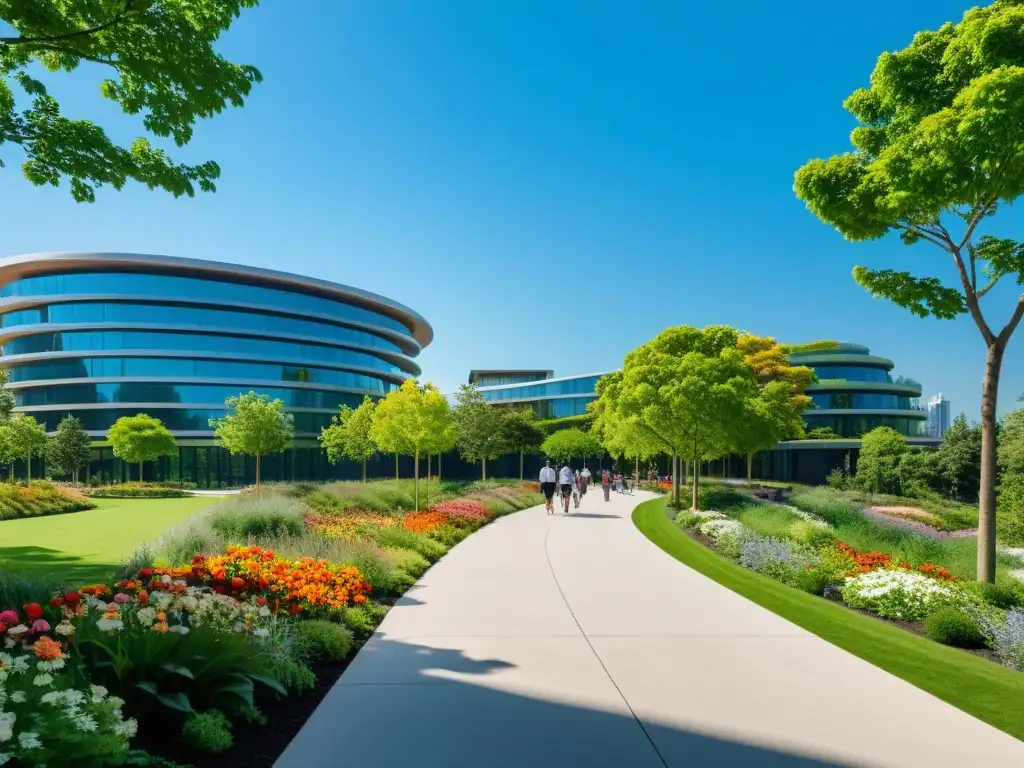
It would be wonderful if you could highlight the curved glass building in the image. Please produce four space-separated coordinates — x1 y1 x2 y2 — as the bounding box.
0 252 431 485
789 343 926 438
475 372 610 419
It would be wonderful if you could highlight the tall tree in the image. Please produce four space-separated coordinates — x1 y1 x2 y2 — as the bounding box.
0 0 262 201
451 385 506 481
2 412 48 481
210 392 293 489
369 379 451 510
46 414 92 482
855 426 909 495
794 2 1024 581
320 396 377 482
938 413 982 501
540 428 602 466
499 408 544 481
734 335 814 486
108 413 176 482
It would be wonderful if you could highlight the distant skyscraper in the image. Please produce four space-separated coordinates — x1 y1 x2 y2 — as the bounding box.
926 394 951 438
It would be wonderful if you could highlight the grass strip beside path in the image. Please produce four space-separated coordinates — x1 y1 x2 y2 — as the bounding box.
632 497 1024 742
0 496 213 585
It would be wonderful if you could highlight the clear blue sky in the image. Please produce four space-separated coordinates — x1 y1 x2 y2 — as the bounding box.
2 1 1021 418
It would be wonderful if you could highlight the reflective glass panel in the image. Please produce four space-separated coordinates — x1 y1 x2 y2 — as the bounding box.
479 376 602 402
0 272 414 336
15 383 370 409
810 365 891 383
803 414 928 438
31 408 335 433
5 357 395 390
2 330 410 374
809 393 917 410
1 302 404 353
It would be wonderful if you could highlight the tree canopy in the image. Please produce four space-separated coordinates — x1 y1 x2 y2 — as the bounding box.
451 385 506 480
0 0 262 201
107 412 176 481
540 428 602 465
793 1 1024 581
210 392 293 488
499 408 544 481
999 396 1024 475
856 426 910 495
46 414 91 482
320 396 377 481
2 412 48 480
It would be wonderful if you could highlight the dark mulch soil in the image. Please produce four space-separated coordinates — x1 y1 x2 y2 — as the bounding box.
136 597 399 768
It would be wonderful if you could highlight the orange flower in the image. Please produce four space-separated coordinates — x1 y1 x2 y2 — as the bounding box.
32 636 64 661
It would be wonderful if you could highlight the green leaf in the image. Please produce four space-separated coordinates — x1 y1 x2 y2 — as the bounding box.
156 692 193 713
135 681 159 696
248 673 288 697
159 662 195 680
218 683 255 708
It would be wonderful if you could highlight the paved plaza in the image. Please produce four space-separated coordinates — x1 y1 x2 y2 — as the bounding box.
277 490 1024 767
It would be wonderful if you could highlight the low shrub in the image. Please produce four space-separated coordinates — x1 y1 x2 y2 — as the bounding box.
738 536 812 586
796 567 836 596
841 569 956 621
264 655 317 694
925 608 987 648
181 711 234 754
0 481 96 520
86 482 190 498
291 620 354 662
428 524 471 547
366 525 447 561
789 520 836 549
979 581 1024 611
980 609 1024 669
207 495 306 539
387 547 431 578
338 601 389 636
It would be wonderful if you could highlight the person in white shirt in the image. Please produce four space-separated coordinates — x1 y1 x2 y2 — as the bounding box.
539 460 557 515
558 463 574 514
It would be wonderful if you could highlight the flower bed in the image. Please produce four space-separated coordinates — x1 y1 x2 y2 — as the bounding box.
0 481 95 520
86 482 191 498
304 512 397 538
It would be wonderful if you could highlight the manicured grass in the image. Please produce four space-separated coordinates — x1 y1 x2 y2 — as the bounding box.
0 495 213 584
633 497 1024 742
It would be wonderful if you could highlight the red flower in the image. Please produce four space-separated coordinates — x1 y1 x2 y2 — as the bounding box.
0 622 6 633
139 568 153 578
48 597 64 609
256 597 267 607
214 585 225 594
23 603 43 621
137 590 149 606
257 579 268 591
230 577 245 591
63 592 80 605
288 603 301 616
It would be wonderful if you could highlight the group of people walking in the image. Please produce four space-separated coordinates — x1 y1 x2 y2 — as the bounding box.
538 460 631 514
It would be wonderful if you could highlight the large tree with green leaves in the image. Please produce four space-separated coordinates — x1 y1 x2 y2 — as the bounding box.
107 412 175 481
451 385 506 481
320 396 377 482
938 413 982 500
2 412 47 481
855 426 910 495
369 379 451 510
499 408 544 481
794 1 1024 581
210 392 293 489
540 427 602 466
0 0 261 201
46 414 91 482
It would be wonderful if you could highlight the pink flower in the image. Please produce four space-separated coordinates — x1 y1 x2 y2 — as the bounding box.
113 593 130 605
31 619 50 633
0 610 18 625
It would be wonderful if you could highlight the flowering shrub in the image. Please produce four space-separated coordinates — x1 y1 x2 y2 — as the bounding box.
676 509 726 526
402 510 449 533
834 542 954 581
980 609 1024 670
841 569 955 620
305 512 397 538
739 536 813 585
430 500 491 525
697 519 745 543
0 482 95 521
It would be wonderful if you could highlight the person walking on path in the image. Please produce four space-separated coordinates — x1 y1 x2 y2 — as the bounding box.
539 460 557 515
601 468 611 501
579 467 589 498
558 463 574 514
571 470 582 509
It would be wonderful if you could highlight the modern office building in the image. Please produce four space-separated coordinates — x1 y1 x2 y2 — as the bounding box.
468 369 552 388
474 371 611 419
926 394 951 438
0 252 431 486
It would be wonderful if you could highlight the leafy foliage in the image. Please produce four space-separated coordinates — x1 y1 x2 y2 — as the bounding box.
451 385 506 478
320 396 377 480
0 0 262 201
46 414 92 481
540 428 602 463
210 392 294 487
938 413 982 501
999 396 1024 475
107 413 176 480
925 608 988 649
1 411 48 479
855 427 909 495
181 710 234 753
499 408 544 478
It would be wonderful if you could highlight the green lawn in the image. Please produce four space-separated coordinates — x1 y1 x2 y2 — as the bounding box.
0 496 213 585
633 497 1024 742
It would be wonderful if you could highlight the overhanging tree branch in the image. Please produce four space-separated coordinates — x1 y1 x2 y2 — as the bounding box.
0 0 141 48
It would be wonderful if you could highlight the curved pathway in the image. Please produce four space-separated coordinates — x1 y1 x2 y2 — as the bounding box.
277 490 1024 767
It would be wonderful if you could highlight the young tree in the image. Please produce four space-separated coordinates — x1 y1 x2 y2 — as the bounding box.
540 428 602 465
855 427 909 496
46 415 92 482
0 369 15 423
2 413 48 481
735 335 814 487
805 426 842 440
210 392 293 489
369 380 451 510
451 385 506 481
108 413 176 482
0 1 262 201
938 413 982 501
794 3 1024 580
499 408 544 481
320 396 377 481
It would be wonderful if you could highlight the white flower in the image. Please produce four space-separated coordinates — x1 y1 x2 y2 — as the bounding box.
10 658 28 674
35 657 65 673
32 673 53 687
0 653 12 668
90 685 108 702
95 617 124 632
181 596 198 611
258 606 271 618
4 626 26 638
161 575 172 585
63 689 84 706
9 693 25 705
40 691 62 706
0 713 12 743
114 718 138 738
0 751 11 766
135 608 156 625
71 713 98 732
698 519 745 542
16 732 41 749
168 624 189 635
253 627 270 639
107 696 125 710
54 621 75 637
3 639 14 649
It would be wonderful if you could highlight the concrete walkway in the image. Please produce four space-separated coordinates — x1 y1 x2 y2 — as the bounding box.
276 490 1024 767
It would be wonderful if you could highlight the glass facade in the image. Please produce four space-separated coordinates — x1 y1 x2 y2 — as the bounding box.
1 272 412 335
0 254 430 486
1 302 407 353
471 372 551 387
479 375 603 402
790 343 926 439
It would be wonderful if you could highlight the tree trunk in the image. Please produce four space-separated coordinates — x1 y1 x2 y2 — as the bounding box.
747 452 753 488
482 456 487 481
438 452 442 482
425 454 430 508
395 453 399 480
978 342 1004 583
255 454 261 490
520 450 524 482
26 454 31 483
362 457 367 482
692 465 700 511
414 449 420 511
671 453 679 508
